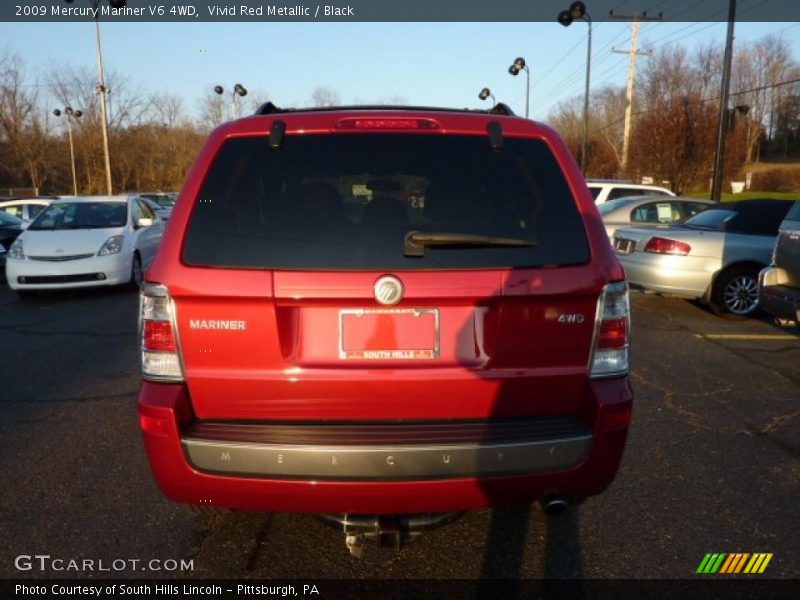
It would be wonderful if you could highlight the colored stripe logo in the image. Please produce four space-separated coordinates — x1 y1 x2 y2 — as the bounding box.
697 553 773 574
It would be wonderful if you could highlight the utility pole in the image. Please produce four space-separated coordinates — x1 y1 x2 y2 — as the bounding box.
711 0 737 202
94 18 113 196
66 115 78 196
610 11 661 175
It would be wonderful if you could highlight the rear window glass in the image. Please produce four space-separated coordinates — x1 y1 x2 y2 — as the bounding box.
607 187 647 201
598 198 636 215
183 133 590 270
683 208 737 230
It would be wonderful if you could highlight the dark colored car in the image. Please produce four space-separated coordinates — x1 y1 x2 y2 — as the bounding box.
759 200 800 323
137 105 633 552
0 210 24 270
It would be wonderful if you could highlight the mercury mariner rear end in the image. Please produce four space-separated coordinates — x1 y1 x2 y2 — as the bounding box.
137 106 633 541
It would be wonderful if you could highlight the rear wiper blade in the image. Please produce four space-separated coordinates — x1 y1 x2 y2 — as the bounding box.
404 230 536 257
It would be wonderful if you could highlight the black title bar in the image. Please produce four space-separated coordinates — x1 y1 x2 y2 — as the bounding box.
4 0 800 22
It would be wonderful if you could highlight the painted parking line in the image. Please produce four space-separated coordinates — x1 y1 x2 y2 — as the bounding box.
694 333 799 341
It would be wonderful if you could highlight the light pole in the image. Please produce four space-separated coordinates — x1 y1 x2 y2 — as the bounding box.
53 107 83 196
479 87 496 106
215 84 248 120
65 0 124 196
710 0 737 202
507 57 530 119
558 2 592 175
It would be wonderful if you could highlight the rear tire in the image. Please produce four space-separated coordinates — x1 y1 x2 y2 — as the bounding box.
710 265 762 318
129 253 143 290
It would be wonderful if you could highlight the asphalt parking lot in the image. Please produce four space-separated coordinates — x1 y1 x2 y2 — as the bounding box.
0 282 798 580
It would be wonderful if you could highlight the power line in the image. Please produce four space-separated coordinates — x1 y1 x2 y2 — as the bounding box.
534 23 634 106
532 28 600 103
535 33 591 89
539 45 625 107
590 76 800 135
641 0 697 17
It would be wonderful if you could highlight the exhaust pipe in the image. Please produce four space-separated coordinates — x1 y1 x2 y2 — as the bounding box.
543 495 569 516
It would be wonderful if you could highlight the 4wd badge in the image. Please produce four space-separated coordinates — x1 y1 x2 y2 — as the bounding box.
558 314 585 324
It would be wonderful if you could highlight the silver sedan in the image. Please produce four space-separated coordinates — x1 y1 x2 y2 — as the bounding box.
613 199 795 316
599 195 713 242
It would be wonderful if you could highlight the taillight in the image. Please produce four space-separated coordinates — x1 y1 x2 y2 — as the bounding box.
589 281 630 378
643 236 691 255
139 283 183 381
143 321 177 352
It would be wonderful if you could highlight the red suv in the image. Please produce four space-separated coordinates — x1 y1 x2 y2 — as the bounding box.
137 105 633 550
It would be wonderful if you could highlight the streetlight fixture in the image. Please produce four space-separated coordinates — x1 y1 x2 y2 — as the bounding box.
558 1 592 175
215 83 248 120
64 0 124 196
507 57 530 119
479 87 496 106
53 107 83 196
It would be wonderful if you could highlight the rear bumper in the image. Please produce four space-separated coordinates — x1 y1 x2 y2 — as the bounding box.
759 267 800 321
181 419 593 480
619 253 717 298
137 379 633 514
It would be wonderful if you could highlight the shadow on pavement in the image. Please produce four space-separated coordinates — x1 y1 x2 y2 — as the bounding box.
478 504 583 591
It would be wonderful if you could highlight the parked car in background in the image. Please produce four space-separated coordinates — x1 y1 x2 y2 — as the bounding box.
599 195 713 242
0 211 24 270
0 197 55 223
759 200 800 324
138 105 633 553
137 196 173 221
5 195 165 295
137 193 176 219
586 179 675 205
613 199 795 317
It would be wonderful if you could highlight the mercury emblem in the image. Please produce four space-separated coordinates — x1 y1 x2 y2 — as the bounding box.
374 275 404 306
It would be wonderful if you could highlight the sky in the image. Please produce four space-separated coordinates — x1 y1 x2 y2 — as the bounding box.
1 20 798 122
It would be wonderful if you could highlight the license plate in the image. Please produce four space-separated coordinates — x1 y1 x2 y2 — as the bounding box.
614 238 636 255
339 308 440 360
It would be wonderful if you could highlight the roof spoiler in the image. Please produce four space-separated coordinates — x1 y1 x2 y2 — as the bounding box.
253 103 516 117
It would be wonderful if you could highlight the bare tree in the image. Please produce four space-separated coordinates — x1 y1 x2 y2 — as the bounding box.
198 88 227 130
374 94 407 105
547 86 625 177
0 52 52 192
309 86 341 107
148 93 184 128
733 35 795 162
245 88 271 113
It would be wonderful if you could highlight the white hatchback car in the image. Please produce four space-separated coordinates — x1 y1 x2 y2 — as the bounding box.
586 180 675 205
5 196 164 294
